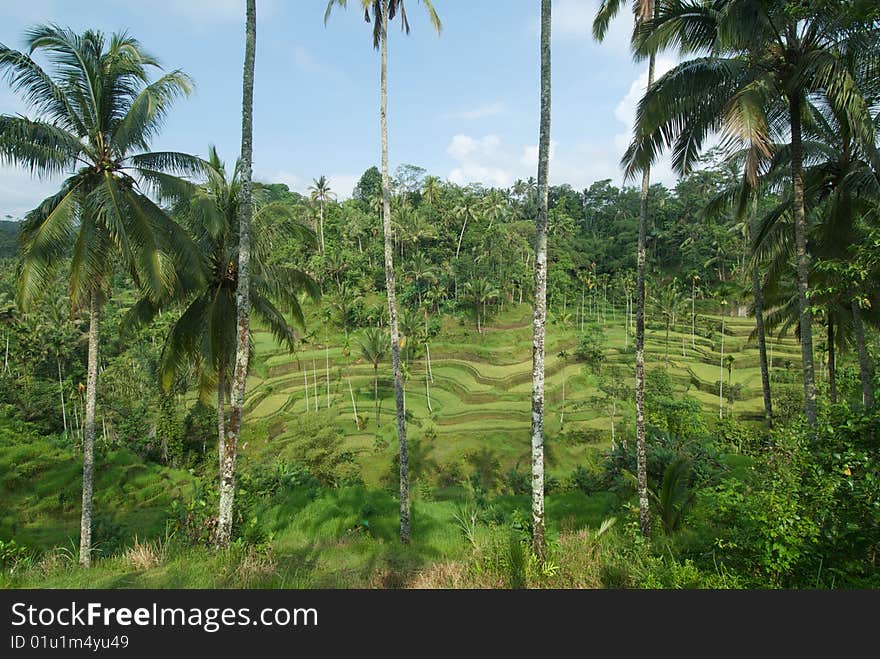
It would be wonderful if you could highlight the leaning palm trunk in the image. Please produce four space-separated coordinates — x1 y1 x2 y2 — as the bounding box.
530 0 551 562
752 264 773 426
58 359 68 437
379 4 410 544
218 0 256 548
851 296 875 409
318 200 326 254
788 94 818 427
827 313 837 404
719 309 725 420
634 51 656 539
79 290 101 567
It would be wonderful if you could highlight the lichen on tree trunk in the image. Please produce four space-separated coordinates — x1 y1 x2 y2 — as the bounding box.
79 289 101 567
530 0 552 562
218 0 256 548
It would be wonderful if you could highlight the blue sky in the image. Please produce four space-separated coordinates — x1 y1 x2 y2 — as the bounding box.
1 0 679 218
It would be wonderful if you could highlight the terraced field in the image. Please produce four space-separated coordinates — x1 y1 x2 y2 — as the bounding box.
242 304 805 485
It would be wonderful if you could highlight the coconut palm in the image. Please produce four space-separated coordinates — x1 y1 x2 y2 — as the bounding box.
654 279 686 367
593 0 657 538
530 0 552 561
221 0 257 548
309 175 335 254
358 326 388 428
452 194 480 260
623 0 879 428
1 25 205 566
128 146 319 485
404 252 437 307
325 0 441 545
463 277 499 334
422 175 442 206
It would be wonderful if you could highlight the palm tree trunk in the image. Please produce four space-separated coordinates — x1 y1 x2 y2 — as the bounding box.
752 264 773 426
347 368 359 426
455 215 468 260
78 290 100 567
58 358 68 437
313 357 319 410
303 364 310 412
719 309 725 420
374 365 380 428
560 365 565 427
635 51 656 539
530 0 551 562
851 296 874 408
218 0 256 548
827 312 837 405
425 361 432 413
788 94 818 427
217 362 226 467
379 3 410 544
665 320 670 367
319 200 326 254
425 342 434 383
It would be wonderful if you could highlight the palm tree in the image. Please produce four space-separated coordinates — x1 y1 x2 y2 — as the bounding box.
128 146 319 495
404 252 437 307
358 326 387 427
593 0 656 538
655 279 685 367
452 194 480 260
423 175 442 206
530 0 552 562
220 0 257 548
463 277 499 334
1 25 204 566
624 0 878 428
557 349 569 427
325 0 441 545
309 175 335 254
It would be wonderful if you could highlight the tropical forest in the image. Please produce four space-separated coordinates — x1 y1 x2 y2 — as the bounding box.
1 0 879 590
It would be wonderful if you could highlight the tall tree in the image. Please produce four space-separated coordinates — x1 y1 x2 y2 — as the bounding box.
593 0 656 537
218 0 256 548
309 175 335 254
624 0 878 428
1 26 203 566
127 147 319 488
325 0 441 544
358 327 388 427
530 0 552 562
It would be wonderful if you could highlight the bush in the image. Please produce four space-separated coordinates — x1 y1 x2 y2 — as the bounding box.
574 327 606 373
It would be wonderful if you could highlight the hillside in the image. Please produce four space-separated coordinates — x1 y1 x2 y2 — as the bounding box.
0 220 18 258
240 303 803 485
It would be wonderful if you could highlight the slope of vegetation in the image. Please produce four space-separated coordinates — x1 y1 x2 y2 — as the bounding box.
1 1 879 590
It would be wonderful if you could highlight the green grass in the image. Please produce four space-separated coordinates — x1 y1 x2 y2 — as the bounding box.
1 304 810 589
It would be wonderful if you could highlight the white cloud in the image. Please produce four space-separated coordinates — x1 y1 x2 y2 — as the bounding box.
610 56 678 185
259 170 357 200
327 173 358 200
443 103 506 121
446 134 517 188
265 170 301 192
